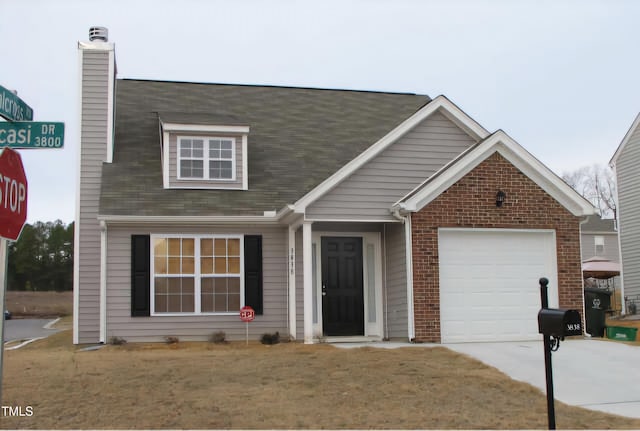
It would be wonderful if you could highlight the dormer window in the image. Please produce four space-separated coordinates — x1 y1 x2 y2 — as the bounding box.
159 113 249 190
178 137 236 181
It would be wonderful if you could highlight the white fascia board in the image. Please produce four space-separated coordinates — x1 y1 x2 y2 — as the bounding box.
401 130 596 217
161 122 250 134
292 95 490 212
610 112 640 167
242 135 249 190
106 49 115 164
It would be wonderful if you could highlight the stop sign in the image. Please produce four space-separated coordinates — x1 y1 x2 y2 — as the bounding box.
0 148 27 241
239 305 255 322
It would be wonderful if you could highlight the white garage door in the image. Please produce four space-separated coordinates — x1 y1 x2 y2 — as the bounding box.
439 229 558 343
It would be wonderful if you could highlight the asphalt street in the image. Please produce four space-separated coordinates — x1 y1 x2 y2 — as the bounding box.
2 318 60 343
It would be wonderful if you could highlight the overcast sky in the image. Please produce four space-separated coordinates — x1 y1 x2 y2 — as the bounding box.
1 0 638 223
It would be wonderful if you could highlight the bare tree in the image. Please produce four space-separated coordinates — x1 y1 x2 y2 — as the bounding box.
562 164 617 218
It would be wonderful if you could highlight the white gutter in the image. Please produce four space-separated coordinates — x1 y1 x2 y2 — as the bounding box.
391 206 415 342
99 220 107 343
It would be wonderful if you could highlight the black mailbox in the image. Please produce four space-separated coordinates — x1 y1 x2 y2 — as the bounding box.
538 308 582 338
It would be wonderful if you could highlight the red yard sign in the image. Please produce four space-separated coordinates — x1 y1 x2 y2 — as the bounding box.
0 148 27 241
240 305 255 322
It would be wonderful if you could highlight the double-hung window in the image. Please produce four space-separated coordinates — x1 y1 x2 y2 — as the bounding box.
152 235 243 315
178 137 235 180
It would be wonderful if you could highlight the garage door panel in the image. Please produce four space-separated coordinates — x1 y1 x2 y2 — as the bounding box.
439 229 557 343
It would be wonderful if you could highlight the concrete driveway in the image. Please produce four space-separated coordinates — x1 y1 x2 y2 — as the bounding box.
446 339 640 419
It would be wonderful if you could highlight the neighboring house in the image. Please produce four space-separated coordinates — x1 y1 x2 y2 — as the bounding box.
580 215 619 263
74 31 595 345
610 112 640 312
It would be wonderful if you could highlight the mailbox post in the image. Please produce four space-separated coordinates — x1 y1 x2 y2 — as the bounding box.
537 277 583 430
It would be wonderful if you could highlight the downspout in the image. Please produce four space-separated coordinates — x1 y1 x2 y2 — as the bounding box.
610 161 626 315
99 220 107 343
391 205 415 342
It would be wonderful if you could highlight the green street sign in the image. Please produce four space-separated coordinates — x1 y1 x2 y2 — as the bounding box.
0 122 64 149
0 85 33 122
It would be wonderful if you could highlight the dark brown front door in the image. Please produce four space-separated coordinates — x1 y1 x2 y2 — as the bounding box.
321 237 364 336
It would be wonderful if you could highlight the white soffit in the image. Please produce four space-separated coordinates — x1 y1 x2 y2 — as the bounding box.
399 130 596 217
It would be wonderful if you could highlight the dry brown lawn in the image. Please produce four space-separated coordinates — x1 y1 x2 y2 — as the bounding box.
4 291 73 318
2 330 640 430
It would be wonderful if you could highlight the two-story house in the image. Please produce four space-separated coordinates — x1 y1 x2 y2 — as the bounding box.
74 29 594 345
611 112 640 314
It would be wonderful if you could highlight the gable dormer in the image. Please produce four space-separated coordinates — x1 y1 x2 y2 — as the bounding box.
159 113 250 190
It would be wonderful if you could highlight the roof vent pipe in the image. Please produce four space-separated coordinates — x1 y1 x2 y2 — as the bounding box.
89 27 108 42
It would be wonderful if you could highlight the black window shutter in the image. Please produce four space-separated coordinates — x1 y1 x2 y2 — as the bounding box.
131 235 151 317
244 235 263 315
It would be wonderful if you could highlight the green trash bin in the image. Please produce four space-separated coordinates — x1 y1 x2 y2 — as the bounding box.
584 288 612 337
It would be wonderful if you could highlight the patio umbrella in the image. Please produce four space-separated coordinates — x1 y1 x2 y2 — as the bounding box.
582 256 621 279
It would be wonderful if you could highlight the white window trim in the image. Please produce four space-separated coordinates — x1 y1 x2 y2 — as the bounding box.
150 234 244 316
177 136 237 182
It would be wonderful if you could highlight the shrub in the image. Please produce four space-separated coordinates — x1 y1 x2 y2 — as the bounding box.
109 336 127 345
260 331 280 345
209 331 227 344
164 336 179 344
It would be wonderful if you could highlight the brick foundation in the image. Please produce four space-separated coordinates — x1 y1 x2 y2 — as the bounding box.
411 152 584 342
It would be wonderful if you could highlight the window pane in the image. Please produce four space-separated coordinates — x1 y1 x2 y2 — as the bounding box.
201 257 213 274
214 278 227 294
168 295 181 312
215 257 227 273
182 278 194 294
214 239 227 256
210 139 221 150
155 278 168 294
154 257 167 275
168 257 181 274
201 293 213 312
221 168 233 179
228 277 240 293
201 239 213 256
228 239 240 256
182 257 194 274
228 293 240 311
182 295 195 312
192 140 204 157
168 278 182 294
154 238 167 256
182 239 194 256
214 294 228 312
209 148 221 159
155 294 167 312
220 150 232 159
168 238 181 256
221 140 233 150
201 278 214 294
228 257 240 274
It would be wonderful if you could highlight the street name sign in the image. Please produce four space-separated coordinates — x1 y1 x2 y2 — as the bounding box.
0 85 33 122
0 148 28 241
0 122 64 149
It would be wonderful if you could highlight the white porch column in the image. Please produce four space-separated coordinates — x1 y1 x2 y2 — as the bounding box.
303 221 314 344
288 225 297 340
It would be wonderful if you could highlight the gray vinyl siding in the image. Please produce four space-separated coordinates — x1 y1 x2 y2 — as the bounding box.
105 224 288 342
580 232 620 262
617 123 640 300
76 49 111 343
168 133 244 189
384 222 408 339
306 111 477 221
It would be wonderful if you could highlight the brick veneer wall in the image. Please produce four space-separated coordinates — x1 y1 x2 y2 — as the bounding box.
411 152 584 342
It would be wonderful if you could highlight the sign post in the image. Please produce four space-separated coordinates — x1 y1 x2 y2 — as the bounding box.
240 305 255 345
0 147 28 408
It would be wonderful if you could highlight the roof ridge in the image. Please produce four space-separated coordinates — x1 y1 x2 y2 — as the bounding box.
116 77 429 98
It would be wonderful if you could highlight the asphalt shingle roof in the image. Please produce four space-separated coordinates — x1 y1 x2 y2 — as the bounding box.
100 80 430 216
